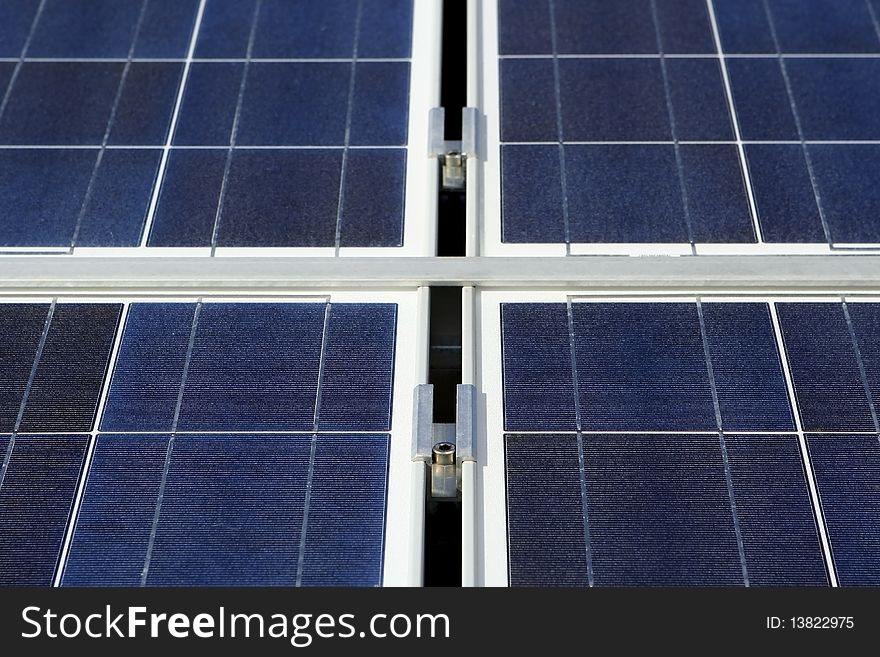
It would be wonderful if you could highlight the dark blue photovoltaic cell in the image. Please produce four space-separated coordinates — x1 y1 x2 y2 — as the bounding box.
339 149 406 247
501 304 576 431
215 150 342 248
350 63 410 146
0 435 87 585
134 0 199 58
358 0 414 59
18 304 121 433
177 304 325 431
776 303 875 432
497 0 552 55
787 59 880 140
172 63 243 146
141 435 311 586
810 145 880 244
559 59 670 141
499 59 557 143
319 305 397 431
148 149 226 247
726 58 799 141
701 303 794 431
107 63 182 146
0 304 48 432
193 0 254 58
100 304 196 432
505 435 589 586
584 435 743 586
254 0 359 58
664 58 733 141
77 149 160 247
500 145 565 243
0 0 39 57
0 63 121 145
572 304 716 430
714 0 880 54
28 0 143 58
847 304 880 414
300 435 389 586
62 434 169 586
808 434 880 586
725 435 827 585
64 433 390 587
746 144 826 243
564 145 687 243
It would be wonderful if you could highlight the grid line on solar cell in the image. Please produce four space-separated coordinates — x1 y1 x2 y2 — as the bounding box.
841 300 880 434
0 0 45 122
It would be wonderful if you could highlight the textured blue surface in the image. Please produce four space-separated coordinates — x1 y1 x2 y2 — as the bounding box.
498 0 715 55
0 304 49 432
726 58 799 141
810 145 880 244
103 303 397 433
776 303 875 432
501 303 576 431
505 435 589 586
107 63 182 145
0 0 40 57
506 432 828 586
701 303 794 431
0 435 87 585
338 149 406 247
18 304 121 433
847 304 880 415
499 59 557 143
64 433 389 587
172 63 243 146
808 434 880 586
714 0 880 54
725 435 828 585
573 303 716 430
500 145 565 243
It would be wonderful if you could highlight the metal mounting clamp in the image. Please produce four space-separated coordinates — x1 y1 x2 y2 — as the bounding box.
429 107 479 191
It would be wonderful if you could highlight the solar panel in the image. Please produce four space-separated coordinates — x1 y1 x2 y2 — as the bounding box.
0 0 436 256
482 0 880 255
0 295 420 586
480 295 880 586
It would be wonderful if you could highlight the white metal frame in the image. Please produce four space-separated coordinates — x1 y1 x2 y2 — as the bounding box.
0 289 426 587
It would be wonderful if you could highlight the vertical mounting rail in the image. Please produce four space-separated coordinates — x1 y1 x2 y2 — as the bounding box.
459 286 478 586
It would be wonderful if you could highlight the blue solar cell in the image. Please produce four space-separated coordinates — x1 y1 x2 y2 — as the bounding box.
499 59 557 143
787 59 880 140
721 435 828 585
497 0 552 55
18 304 121 433
338 148 406 247
746 144 827 243
726 58 799 141
559 59 670 141
28 0 144 58
300 434 389 586
500 145 565 243
653 0 716 54
214 150 341 248
0 435 87 585
107 63 182 145
0 149 95 246
358 0 413 59
810 145 880 244
714 0 880 54
664 58 733 141
564 145 689 243
0 62 122 145
554 0 657 54
501 304 576 431
583 435 743 586
505 434 589 586
572 303 716 430
254 0 358 58
680 144 754 243
776 303 875 432
701 303 794 431
76 149 160 247
148 149 226 247
0 304 48 432
172 63 243 146
808 434 880 586
177 303 326 431
134 0 199 58
194 0 256 58
0 0 39 57
145 435 311 586
319 305 397 431
846 304 880 415
62 434 170 586
101 303 197 432
350 62 410 146
237 63 349 146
